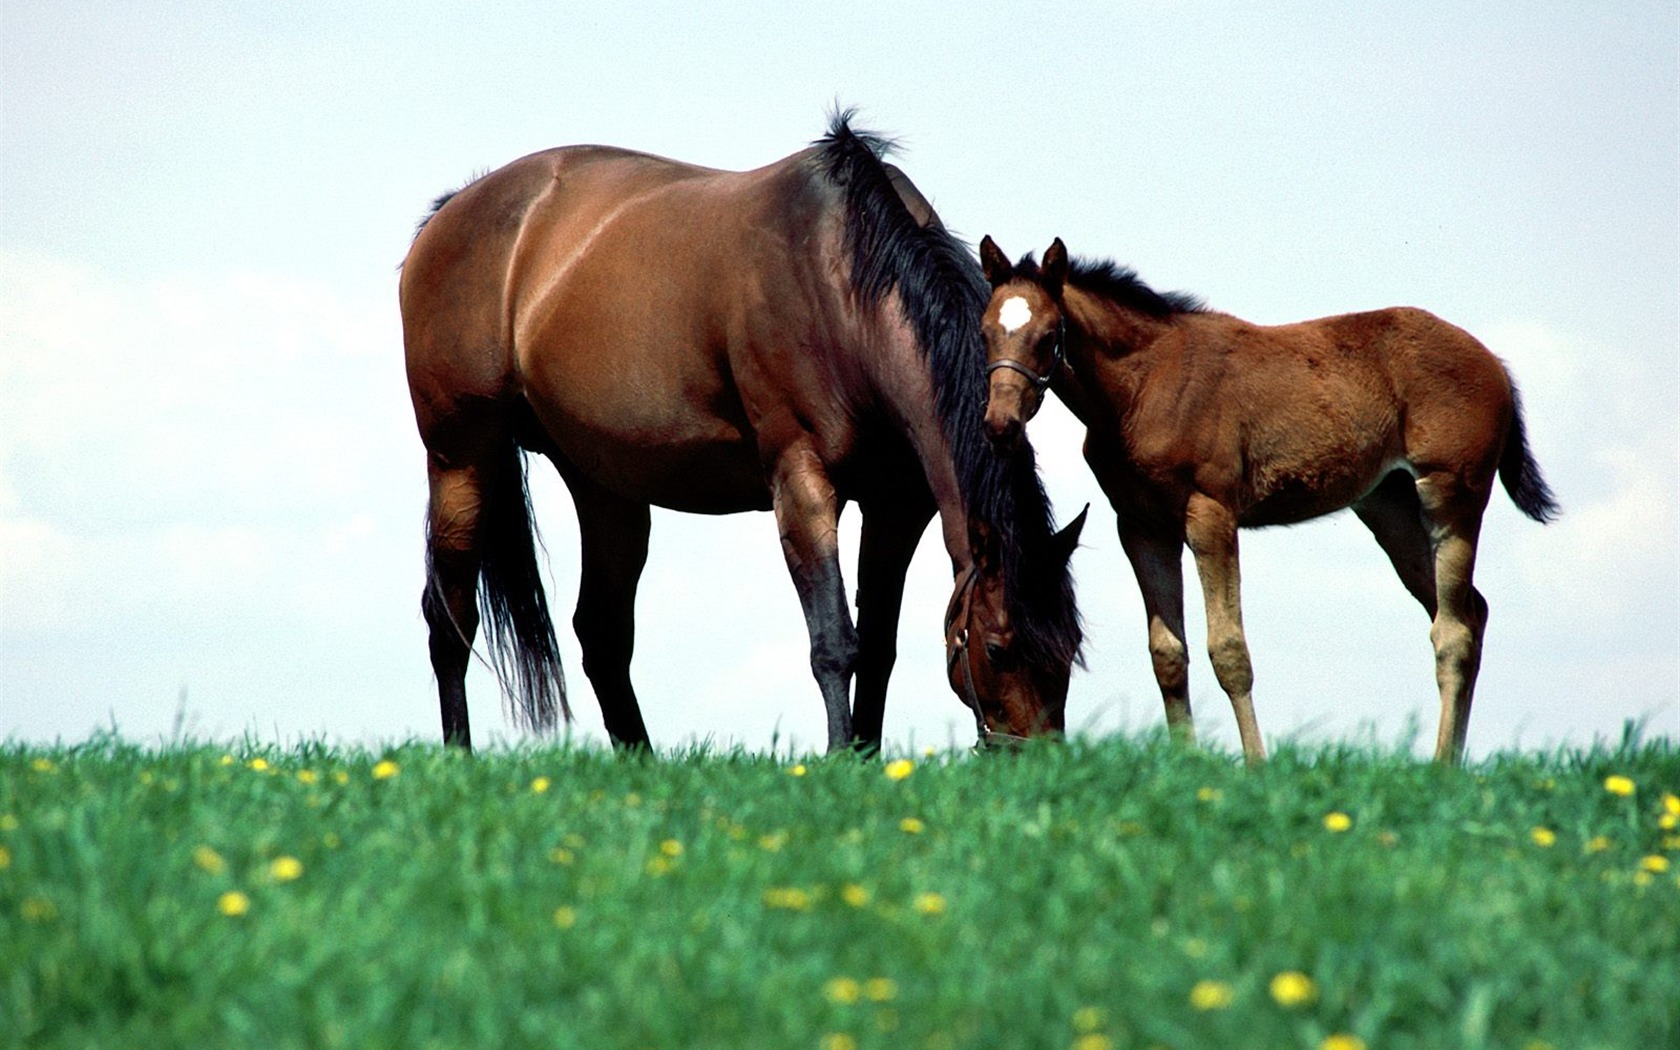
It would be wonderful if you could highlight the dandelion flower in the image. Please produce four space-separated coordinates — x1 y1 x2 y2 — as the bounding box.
1663 793 1680 817
789 764 808 777
899 817 925 834
840 884 870 908
217 891 250 917
1639 855 1670 874
644 857 673 876
218 754 235 766
912 892 947 916
824 976 861 1004
21 897 57 921
1603 774 1635 797
1269 971 1316 1007
296 769 319 785
372 760 399 780
548 847 575 866
1189 980 1233 1010
1071 1006 1106 1032
333 770 349 785
1196 786 1222 803
1529 827 1557 848
764 887 811 910
884 759 915 781
864 977 897 1002
270 856 303 882
31 758 55 773
1073 1036 1113 1050
759 831 787 852
819 1034 856 1050
193 846 226 874
247 758 269 772
1321 1036 1366 1050
553 906 577 929
1323 812 1353 832
531 776 551 794
1584 835 1612 854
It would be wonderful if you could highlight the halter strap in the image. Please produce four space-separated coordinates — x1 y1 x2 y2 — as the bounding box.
984 315 1066 394
943 566 1031 752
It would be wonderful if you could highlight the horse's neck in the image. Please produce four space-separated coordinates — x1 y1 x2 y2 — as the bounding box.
1058 287 1167 421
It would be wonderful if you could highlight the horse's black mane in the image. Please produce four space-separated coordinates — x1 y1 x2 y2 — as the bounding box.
1013 254 1207 317
814 111 1083 670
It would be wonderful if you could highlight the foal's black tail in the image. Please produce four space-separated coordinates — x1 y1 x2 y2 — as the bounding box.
466 446 570 731
1499 376 1560 523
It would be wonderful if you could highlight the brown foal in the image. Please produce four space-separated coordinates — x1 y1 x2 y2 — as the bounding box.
978 236 1557 763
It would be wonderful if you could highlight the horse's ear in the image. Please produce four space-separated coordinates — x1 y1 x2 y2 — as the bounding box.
1051 504 1089 565
1042 238 1070 299
968 516 1000 572
979 236 1012 287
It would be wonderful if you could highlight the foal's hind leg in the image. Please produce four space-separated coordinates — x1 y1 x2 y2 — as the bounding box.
561 469 654 750
852 499 935 752
1415 473 1491 764
1184 494 1265 764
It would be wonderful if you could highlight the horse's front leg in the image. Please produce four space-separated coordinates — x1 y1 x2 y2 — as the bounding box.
851 498 935 752
769 442 858 752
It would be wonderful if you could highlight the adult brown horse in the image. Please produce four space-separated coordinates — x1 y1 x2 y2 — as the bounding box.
398 117 1083 753
977 236 1557 764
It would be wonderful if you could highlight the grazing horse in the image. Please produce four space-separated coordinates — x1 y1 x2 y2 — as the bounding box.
397 117 1084 753
977 236 1557 764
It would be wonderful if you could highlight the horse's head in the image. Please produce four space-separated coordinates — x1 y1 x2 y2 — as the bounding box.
978 235 1070 455
944 507 1087 749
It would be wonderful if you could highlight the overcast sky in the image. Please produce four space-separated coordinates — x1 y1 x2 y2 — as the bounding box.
3 2 1675 757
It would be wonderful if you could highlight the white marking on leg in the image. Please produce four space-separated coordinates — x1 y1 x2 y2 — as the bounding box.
998 296 1032 333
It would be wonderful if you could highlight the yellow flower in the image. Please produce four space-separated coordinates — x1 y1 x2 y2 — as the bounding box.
21 897 57 921
270 856 303 881
333 770 349 785
1660 812 1678 831
552 906 577 929
296 769 319 785
864 978 897 1002
644 857 673 876
759 832 787 852
1529 827 1557 848
824 976 861 1004
1639 855 1670 873
912 892 947 916
218 891 250 917
1073 1036 1113 1050
899 817 925 834
660 839 684 857
0 845 10 870
218 754 235 766
1603 774 1635 797
372 760 400 780
1321 1036 1366 1050
841 884 870 908
1071 1006 1106 1032
31 758 55 773
764 887 811 910
247 757 269 772
1196 786 1222 803
819 1035 856 1050
884 759 915 781
548 847 575 865
1585 835 1612 854
789 764 808 777
193 846 226 874
531 776 551 794
1189 980 1233 1010
1323 812 1353 832
1269 971 1316 1007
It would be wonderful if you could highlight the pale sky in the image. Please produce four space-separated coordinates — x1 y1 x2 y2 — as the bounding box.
3 2 1675 756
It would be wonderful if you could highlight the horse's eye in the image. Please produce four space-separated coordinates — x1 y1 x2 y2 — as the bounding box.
984 641 1009 665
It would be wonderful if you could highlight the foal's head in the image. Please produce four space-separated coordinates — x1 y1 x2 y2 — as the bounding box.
945 508 1086 748
978 235 1071 455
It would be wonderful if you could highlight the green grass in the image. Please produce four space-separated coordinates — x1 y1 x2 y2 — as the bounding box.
3 733 1677 1049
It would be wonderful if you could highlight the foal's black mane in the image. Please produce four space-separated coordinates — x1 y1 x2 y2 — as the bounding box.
1014 254 1207 318
815 112 1083 669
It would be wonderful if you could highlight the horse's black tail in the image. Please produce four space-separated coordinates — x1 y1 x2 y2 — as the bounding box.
472 446 570 731
1499 375 1560 524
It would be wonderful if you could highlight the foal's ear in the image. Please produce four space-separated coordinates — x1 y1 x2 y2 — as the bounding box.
1042 238 1070 299
979 235 1012 287
1051 504 1089 565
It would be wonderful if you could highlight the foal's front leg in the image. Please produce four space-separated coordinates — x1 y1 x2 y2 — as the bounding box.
769 442 859 752
1117 526 1196 746
1184 494 1266 764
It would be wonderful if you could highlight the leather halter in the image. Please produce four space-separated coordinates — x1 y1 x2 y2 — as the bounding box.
944 565 1032 751
984 315 1066 402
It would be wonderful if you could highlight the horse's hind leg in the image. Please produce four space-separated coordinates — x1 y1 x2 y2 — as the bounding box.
852 498 934 751
562 468 654 750
1117 526 1196 748
1415 473 1491 763
423 451 493 750
1184 494 1265 764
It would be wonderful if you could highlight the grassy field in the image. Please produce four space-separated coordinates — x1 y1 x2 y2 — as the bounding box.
2 733 1677 1049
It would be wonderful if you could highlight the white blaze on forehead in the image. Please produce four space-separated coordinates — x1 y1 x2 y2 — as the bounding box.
997 296 1032 334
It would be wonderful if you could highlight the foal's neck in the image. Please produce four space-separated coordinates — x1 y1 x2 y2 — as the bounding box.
1063 285 1171 359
